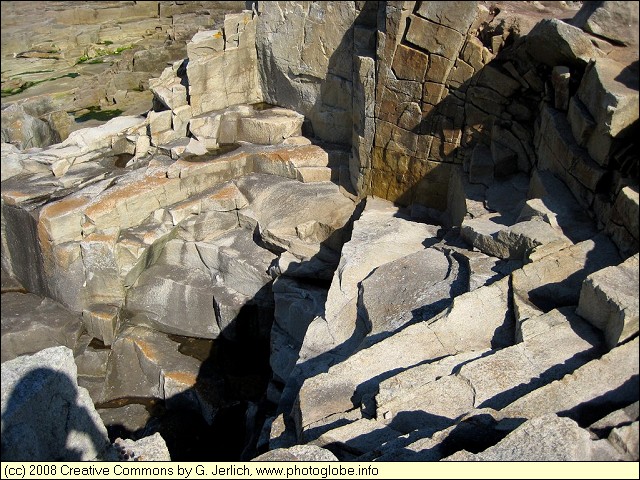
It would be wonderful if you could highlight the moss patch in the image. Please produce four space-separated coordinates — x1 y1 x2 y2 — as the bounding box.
76 44 134 64
1 72 80 97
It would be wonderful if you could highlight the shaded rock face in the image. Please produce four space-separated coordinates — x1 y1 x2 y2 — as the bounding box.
1 0 639 465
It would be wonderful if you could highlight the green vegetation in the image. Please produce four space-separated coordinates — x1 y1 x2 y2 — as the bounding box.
16 69 55 75
113 45 133 54
1 72 80 97
76 44 134 64
74 106 123 123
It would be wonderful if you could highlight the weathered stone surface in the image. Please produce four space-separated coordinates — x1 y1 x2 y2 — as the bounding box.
271 277 328 384
577 254 639 349
460 307 602 408
608 421 639 460
186 29 225 61
511 234 621 323
607 186 640 256
357 247 464 344
526 169 598 244
198 228 275 292
374 350 488 432
502 337 639 422
172 105 193 138
567 96 596 147
572 1 639 46
298 197 440 362
103 325 219 421
1 264 26 294
81 304 120 347
575 58 639 166
187 14 263 116
2 0 639 463
374 307 602 434
108 433 171 462
295 276 513 432
148 62 188 111
406 15 465 60
391 44 428 82
74 345 110 378
526 18 601 68
311 417 402 459
444 414 615 461
536 105 606 209
189 113 222 150
446 165 490 227
97 403 150 438
126 263 220 339
589 402 639 438
237 108 304 145
1 104 59 150
252 444 338 461
234 173 355 262
1 346 110 461
368 408 505 461
415 1 478 34
448 246 521 292
255 2 355 144
1 292 85 363
462 215 570 261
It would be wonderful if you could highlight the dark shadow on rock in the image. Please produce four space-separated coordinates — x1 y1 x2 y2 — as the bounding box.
1 367 108 461
558 374 640 428
614 60 639 90
477 346 605 412
525 234 622 314
105 185 364 461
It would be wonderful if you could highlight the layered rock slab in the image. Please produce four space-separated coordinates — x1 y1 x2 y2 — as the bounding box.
297 197 441 363
1 292 85 363
294 276 513 435
501 337 639 425
576 253 639 349
444 413 624 461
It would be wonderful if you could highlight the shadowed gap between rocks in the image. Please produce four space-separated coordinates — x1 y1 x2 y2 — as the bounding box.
558 373 640 428
98 185 365 461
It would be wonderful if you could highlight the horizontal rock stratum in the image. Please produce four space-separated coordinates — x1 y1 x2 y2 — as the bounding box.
1 0 638 463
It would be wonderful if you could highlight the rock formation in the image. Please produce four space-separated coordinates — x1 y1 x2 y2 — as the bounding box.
1 0 638 463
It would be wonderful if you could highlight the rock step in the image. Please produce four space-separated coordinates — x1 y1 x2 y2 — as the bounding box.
512 233 621 324
373 307 603 434
444 413 627 461
461 214 570 261
295 197 442 368
500 336 639 426
356 247 466 350
2 138 355 314
349 335 638 461
293 276 513 438
452 138 603 263
310 307 605 461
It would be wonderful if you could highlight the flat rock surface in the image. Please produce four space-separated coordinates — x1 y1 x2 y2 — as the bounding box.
1 292 85 363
